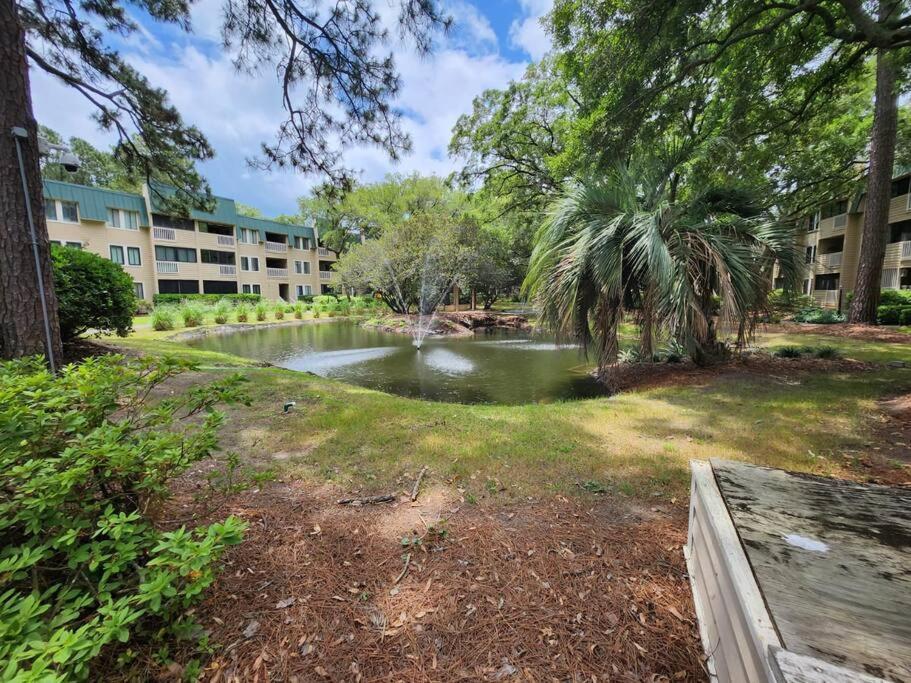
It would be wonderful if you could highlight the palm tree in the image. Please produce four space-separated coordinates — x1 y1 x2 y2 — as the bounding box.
525 158 802 387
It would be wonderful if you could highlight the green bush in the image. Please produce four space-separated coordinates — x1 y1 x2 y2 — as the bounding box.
151 307 176 331
901 308 911 326
813 345 841 359
180 303 205 327
51 246 136 340
134 299 153 315
793 307 845 324
213 300 231 324
254 301 269 321
0 356 247 680
293 302 305 319
235 303 250 323
152 293 260 306
774 345 803 358
879 290 911 306
312 295 337 306
273 301 285 320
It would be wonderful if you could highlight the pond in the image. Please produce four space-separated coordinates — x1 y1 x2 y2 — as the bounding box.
187 320 605 404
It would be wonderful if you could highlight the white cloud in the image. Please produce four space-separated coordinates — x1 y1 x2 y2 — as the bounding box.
28 1 535 216
509 0 553 61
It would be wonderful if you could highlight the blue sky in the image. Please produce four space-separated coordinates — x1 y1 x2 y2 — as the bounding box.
31 0 552 216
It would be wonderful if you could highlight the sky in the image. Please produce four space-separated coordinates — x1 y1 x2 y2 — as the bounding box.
30 0 553 217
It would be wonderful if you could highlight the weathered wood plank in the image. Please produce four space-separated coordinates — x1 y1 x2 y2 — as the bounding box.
712 460 911 683
770 646 889 683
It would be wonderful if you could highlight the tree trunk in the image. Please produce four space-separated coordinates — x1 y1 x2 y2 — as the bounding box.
848 17 899 324
0 0 63 362
638 285 655 359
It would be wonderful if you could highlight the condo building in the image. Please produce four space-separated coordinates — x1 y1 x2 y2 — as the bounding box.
41 179 337 301
789 170 911 308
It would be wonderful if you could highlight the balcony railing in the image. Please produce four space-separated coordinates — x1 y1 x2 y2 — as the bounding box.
217 234 236 247
812 290 839 308
267 267 288 278
153 227 176 241
318 247 331 257
265 240 288 253
156 261 179 274
219 264 237 276
817 251 842 269
319 270 332 281
903 241 911 259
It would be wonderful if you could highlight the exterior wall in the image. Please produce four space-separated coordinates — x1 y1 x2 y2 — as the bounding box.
43 180 337 301
782 177 911 309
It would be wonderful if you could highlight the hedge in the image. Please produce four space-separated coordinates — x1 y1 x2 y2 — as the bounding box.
152 293 261 306
877 304 911 325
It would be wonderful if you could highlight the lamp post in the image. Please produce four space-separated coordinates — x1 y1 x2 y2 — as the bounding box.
10 126 79 373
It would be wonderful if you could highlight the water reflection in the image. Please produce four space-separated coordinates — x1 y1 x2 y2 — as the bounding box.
188 320 605 405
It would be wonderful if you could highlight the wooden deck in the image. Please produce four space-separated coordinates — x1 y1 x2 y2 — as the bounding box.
712 460 911 682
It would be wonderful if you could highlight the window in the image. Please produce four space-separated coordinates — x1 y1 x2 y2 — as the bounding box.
889 220 911 244
151 213 195 231
199 222 233 236
65 241 82 249
200 249 236 265
241 256 260 272
294 260 311 274
127 247 141 266
133 282 145 299
110 245 125 265
61 201 78 222
242 284 261 295
203 280 239 294
814 274 840 291
155 245 197 262
805 245 816 264
806 213 819 232
304 284 312 295
294 236 312 249
890 176 911 199
901 268 911 290
45 199 58 220
820 200 847 219
157 279 199 294
107 208 139 230
239 228 259 244
50 240 61 247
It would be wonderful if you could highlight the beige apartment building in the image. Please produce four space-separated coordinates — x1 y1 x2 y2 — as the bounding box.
789 171 911 308
41 179 337 301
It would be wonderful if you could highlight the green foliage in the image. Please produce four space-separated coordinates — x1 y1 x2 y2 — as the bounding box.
877 305 911 325
273 301 285 320
793 308 845 324
152 293 261 306
254 302 269 322
51 245 136 340
235 304 250 323
151 307 176 331
774 345 803 358
767 289 816 319
312 295 338 306
0 355 248 679
813 345 841 360
879 290 911 306
213 300 231 324
180 303 205 327
292 302 305 319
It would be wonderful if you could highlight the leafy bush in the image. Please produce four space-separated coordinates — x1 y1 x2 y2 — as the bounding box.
254 301 269 321
618 348 641 364
879 290 911 306
273 301 285 320
767 289 815 321
134 299 153 315
813 345 841 359
51 246 136 340
180 303 205 327
793 307 845 324
151 307 176 331
877 304 911 325
312 295 337 306
312 305 322 319
152 293 260 306
213 300 231 324
293 302 305 319
661 339 687 363
774 345 803 358
235 303 250 323
901 308 911 326
0 356 247 680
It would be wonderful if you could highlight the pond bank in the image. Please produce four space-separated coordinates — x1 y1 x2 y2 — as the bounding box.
362 310 531 337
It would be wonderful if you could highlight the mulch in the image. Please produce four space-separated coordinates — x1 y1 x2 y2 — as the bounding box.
145 484 706 682
771 322 911 344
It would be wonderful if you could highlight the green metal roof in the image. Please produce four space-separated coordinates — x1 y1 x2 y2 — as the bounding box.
147 181 238 225
236 214 315 242
42 180 150 226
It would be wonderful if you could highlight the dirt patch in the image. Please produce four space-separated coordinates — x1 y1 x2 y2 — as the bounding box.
863 393 911 478
771 322 911 344
152 484 704 681
605 354 874 393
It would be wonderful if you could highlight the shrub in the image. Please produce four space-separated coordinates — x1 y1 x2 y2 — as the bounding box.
767 289 815 321
774 345 803 358
213 300 231 324
0 355 247 679
152 293 261 306
813 345 841 359
134 299 153 315
618 348 641 364
879 290 911 306
51 246 136 340
901 308 911 326
180 303 205 327
312 305 322 319
151 307 176 331
273 301 285 320
793 307 845 324
235 303 250 323
254 301 269 321
313 295 337 306
877 304 911 325
662 339 687 363
293 302 305 319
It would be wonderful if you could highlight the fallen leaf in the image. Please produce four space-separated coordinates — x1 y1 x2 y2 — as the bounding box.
275 597 296 609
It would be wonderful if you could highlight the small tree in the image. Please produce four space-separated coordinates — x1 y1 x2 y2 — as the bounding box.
51 246 136 341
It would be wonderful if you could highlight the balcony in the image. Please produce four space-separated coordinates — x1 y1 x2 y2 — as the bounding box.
153 227 176 241
903 241 911 259
219 264 237 276
217 234 235 247
319 270 333 281
265 240 288 253
267 267 288 279
812 290 839 308
317 246 331 257
156 261 179 274
817 251 842 269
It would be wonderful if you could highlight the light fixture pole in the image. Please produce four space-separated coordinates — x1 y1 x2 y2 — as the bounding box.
11 125 57 373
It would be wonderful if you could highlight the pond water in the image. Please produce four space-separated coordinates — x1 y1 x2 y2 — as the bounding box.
187 320 605 404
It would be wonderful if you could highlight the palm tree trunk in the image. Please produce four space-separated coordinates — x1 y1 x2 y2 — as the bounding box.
0 0 63 361
848 3 899 324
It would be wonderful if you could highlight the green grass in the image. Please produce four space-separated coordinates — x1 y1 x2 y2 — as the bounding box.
106 327 911 504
